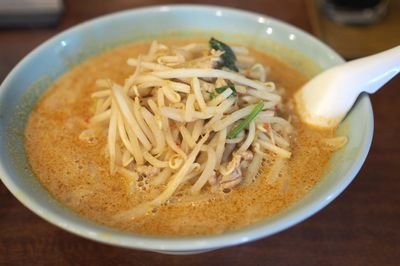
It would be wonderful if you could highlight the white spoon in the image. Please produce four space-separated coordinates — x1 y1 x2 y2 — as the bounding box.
294 46 400 128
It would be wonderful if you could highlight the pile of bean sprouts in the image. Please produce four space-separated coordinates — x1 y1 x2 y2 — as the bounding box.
80 39 293 218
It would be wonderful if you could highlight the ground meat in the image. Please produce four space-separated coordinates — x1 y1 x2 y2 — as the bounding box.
219 166 242 189
135 165 160 178
240 150 253 161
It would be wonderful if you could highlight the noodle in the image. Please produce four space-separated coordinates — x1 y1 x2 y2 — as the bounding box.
107 100 118 175
215 129 227 169
152 133 209 205
191 147 217 194
243 153 263 184
143 151 169 168
111 84 151 150
267 158 286 183
82 38 297 219
191 77 207 111
116 111 135 157
127 58 171 71
152 68 271 91
89 109 111 125
141 108 165 155
238 121 256 153
212 105 256 131
132 97 157 146
152 167 172 185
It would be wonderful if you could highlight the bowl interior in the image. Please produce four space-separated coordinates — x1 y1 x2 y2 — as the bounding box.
0 5 373 252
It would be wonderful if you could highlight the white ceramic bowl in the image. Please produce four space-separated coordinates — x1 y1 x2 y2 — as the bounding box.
0 5 373 254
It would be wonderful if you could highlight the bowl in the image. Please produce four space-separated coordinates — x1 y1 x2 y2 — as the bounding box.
0 5 373 254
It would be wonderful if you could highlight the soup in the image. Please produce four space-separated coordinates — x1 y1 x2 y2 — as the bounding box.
25 38 344 236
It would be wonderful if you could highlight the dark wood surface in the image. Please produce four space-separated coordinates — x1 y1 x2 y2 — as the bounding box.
1 1 399 265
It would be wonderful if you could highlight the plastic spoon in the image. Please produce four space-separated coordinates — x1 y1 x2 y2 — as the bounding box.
294 45 400 128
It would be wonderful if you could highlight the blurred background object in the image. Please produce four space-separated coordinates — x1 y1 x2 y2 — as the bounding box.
0 0 63 28
323 0 388 25
307 0 400 59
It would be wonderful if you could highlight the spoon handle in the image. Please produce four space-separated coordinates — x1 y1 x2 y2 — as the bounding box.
295 45 400 128
340 45 400 94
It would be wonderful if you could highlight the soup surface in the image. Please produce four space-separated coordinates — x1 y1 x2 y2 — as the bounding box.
25 39 335 236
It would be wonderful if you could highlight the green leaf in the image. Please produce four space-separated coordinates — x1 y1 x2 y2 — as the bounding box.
227 101 264 139
209 37 239 72
209 92 217 100
215 85 237 97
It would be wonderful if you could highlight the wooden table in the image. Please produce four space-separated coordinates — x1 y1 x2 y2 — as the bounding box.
1 1 399 265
